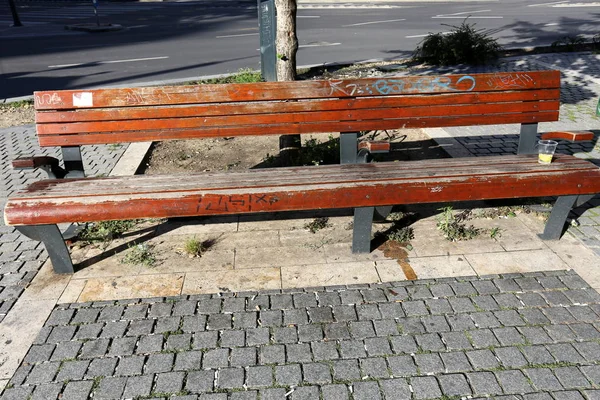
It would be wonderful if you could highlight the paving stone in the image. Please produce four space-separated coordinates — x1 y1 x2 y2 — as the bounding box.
303 362 331 384
471 311 501 329
246 365 273 388
365 337 392 356
397 317 425 334
552 391 587 400
291 385 319 400
46 308 75 326
275 364 302 386
61 380 94 400
86 358 117 378
136 334 164 354
525 367 563 391
411 376 442 399
219 330 244 348
447 314 477 330
127 320 154 336
207 314 232 330
438 373 472 396
554 366 592 389
146 353 174 374
123 375 154 398
173 300 197 316
441 331 472 350
193 331 218 350
495 346 528 368
47 325 77 343
297 324 322 343
350 321 375 339
154 316 181 333
115 355 145 376
466 349 500 370
273 327 298 344
352 380 381 400
232 312 256 329
174 351 203 371
56 360 89 382
154 371 185 394
421 315 450 333
24 344 55 363
259 344 285 365
321 384 350 400
387 354 417 377
260 388 287 400
185 370 214 393
30 383 63 400
545 324 576 342
230 347 256 367
467 371 503 396
286 343 312 363
521 345 555 365
378 302 405 319
293 293 317 308
216 368 245 389
283 308 309 326
229 391 258 400
415 353 444 374
390 335 418 354
546 343 586 363
332 305 357 322
441 351 471 373
360 357 389 378
495 369 534 394
95 376 127 399
182 315 207 332
26 362 60 384
494 326 526 345
311 341 338 361
339 340 367 359
332 359 361 381
203 348 229 369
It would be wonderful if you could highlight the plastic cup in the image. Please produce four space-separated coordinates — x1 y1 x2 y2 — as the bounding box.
538 140 558 164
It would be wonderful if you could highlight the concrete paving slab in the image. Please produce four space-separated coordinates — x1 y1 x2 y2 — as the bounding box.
408 255 477 279
77 273 184 302
281 261 380 288
182 267 281 294
374 259 408 282
57 279 86 304
549 235 600 291
466 249 569 275
154 217 239 235
235 246 327 269
0 298 55 380
19 261 70 302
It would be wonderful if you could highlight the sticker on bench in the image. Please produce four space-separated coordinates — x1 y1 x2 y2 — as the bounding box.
73 92 93 107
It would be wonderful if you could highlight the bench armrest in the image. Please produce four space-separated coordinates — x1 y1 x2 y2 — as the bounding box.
12 156 66 179
540 130 595 142
358 141 391 154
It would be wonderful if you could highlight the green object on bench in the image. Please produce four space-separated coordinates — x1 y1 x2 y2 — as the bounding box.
5 70 600 274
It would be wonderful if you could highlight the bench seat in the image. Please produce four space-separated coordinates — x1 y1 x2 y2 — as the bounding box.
6 154 600 226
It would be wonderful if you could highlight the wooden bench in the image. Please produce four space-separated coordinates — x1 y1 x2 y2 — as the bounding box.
5 70 600 274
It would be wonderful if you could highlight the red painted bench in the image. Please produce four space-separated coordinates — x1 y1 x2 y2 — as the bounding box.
5 70 600 273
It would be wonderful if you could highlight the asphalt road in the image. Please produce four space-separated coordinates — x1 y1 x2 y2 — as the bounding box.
1 0 600 99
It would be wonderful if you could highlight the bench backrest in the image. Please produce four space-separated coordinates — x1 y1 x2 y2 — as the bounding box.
33 70 560 147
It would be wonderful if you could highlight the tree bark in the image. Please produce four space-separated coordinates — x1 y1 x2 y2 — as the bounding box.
275 0 300 166
274 0 298 81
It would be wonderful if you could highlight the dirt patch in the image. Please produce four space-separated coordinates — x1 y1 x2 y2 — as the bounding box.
0 105 34 128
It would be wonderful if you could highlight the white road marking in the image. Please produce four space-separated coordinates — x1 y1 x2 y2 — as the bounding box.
298 15 321 18
433 9 502 18
406 31 451 38
299 42 341 48
342 18 406 27
216 32 259 38
553 2 600 6
128 25 148 29
545 22 559 26
48 56 169 68
527 1 568 6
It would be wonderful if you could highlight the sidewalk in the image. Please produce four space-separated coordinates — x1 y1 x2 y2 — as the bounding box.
1 51 600 399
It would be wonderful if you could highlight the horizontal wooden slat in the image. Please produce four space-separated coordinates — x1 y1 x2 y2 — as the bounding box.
13 155 590 198
33 71 560 110
5 154 600 226
35 89 560 124
38 111 559 147
36 101 560 136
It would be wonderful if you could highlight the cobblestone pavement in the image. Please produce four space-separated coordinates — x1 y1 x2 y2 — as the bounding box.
2 270 600 400
0 125 127 323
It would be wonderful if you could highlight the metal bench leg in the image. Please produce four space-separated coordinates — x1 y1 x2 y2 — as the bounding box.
16 225 74 274
352 207 374 253
539 195 578 240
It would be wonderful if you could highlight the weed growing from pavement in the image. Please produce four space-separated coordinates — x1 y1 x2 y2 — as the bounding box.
0 99 33 109
182 237 207 258
121 243 156 267
304 217 331 233
387 226 415 243
78 220 139 243
436 206 481 241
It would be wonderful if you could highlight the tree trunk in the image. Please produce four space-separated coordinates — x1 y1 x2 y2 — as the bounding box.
274 0 298 81
275 0 300 166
